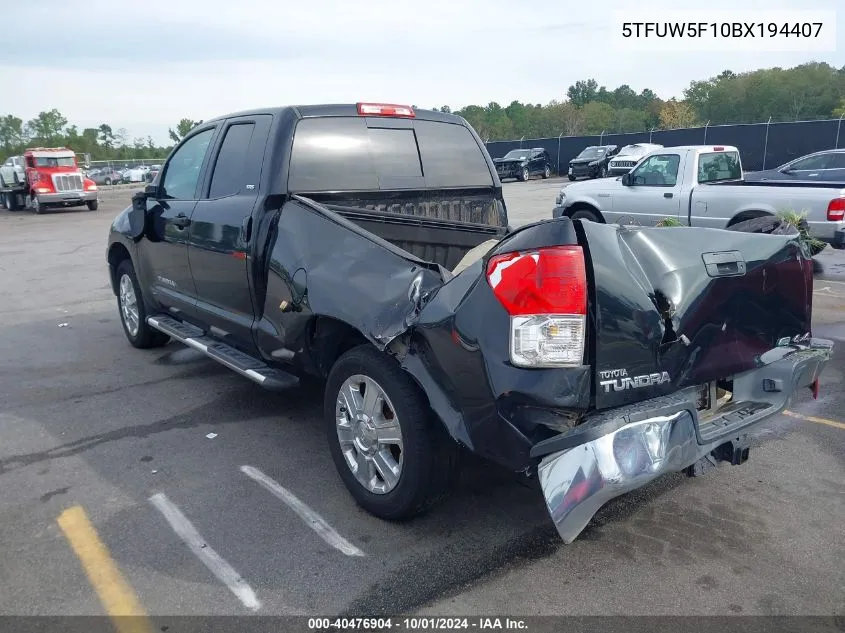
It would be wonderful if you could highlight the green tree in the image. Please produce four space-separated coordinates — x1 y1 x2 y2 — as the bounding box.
25 109 68 145
614 108 647 133
168 118 203 143
98 124 115 149
581 102 615 134
567 79 599 108
0 115 25 152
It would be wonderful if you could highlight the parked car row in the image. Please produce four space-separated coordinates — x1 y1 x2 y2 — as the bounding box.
83 164 163 186
494 138 845 189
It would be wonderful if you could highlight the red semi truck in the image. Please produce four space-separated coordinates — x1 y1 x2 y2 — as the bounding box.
0 147 99 214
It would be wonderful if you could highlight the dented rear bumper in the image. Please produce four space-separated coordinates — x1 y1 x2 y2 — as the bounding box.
534 338 833 543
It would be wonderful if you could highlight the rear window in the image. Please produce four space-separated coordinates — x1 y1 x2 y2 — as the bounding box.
288 117 493 192
698 151 742 183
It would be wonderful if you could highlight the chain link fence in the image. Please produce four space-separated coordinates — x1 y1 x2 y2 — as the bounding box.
484 116 845 175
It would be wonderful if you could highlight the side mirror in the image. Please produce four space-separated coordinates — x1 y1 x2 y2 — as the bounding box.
144 183 158 197
621 173 632 186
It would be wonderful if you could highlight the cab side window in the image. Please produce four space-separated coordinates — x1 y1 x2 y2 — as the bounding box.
631 154 681 186
161 129 214 200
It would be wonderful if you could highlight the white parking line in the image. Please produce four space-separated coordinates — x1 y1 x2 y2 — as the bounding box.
149 492 261 611
240 465 365 557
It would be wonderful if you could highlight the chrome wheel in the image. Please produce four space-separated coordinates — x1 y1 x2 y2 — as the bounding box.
522 167 529 181
335 374 403 495
31 195 40 214
119 273 140 337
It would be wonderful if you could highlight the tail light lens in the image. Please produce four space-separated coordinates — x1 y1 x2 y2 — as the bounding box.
827 198 845 221
486 245 587 367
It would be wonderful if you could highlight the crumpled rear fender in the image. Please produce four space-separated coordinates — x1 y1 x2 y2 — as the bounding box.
262 202 591 471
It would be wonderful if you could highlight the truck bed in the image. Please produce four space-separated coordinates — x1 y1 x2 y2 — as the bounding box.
320 197 508 271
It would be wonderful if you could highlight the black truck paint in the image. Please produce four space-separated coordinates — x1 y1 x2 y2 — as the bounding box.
107 103 833 542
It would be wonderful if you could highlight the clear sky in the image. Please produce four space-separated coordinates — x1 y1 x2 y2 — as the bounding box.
5 0 843 145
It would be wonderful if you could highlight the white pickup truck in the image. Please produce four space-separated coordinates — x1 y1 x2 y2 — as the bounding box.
553 145 845 250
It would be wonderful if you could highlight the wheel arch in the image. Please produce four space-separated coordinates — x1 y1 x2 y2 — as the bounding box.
107 242 133 295
564 202 606 223
308 316 459 441
726 208 773 227
307 315 372 378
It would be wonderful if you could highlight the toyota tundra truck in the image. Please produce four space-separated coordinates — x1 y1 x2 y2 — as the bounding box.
1 147 99 213
106 104 833 543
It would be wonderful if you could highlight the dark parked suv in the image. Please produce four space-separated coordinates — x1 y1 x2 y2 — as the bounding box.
493 147 553 181
567 145 618 180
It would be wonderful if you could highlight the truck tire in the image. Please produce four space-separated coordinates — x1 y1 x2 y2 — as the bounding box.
568 175 576 181
105 178 112 186
87 200 99 211
31 195 41 214
570 208 601 223
115 259 170 349
324 344 460 521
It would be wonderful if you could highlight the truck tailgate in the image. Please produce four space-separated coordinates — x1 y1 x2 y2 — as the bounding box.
580 221 814 410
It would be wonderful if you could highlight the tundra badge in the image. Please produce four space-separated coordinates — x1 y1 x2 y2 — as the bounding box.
599 368 671 393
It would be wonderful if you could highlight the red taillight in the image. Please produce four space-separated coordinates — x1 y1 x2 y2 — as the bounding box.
356 102 415 118
713 146 725 151
827 197 845 221
486 246 587 368
486 245 587 316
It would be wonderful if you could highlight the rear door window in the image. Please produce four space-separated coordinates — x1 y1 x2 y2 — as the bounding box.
208 123 256 198
288 117 493 192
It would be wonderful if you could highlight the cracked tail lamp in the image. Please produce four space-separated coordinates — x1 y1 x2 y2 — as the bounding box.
486 245 587 368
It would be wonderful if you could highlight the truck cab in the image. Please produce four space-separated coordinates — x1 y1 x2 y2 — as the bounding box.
1 147 99 213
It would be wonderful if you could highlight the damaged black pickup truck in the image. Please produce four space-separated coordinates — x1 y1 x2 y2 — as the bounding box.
106 103 834 543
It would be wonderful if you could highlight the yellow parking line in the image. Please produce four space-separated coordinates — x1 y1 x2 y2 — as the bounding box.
783 410 845 431
57 506 155 633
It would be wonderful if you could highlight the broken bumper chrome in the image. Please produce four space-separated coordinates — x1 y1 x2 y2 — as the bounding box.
535 339 833 543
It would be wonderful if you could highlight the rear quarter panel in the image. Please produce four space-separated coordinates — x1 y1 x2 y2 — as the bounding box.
691 183 845 234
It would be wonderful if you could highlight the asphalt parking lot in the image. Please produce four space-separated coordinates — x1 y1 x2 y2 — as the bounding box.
0 182 843 621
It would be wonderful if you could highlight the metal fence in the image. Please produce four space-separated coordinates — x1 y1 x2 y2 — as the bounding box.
86 158 167 171
484 116 845 175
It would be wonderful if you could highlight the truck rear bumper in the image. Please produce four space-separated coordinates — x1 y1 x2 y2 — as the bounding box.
808 220 845 247
534 338 833 543
37 191 97 206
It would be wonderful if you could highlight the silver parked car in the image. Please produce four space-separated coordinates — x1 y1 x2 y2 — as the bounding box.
607 143 664 176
